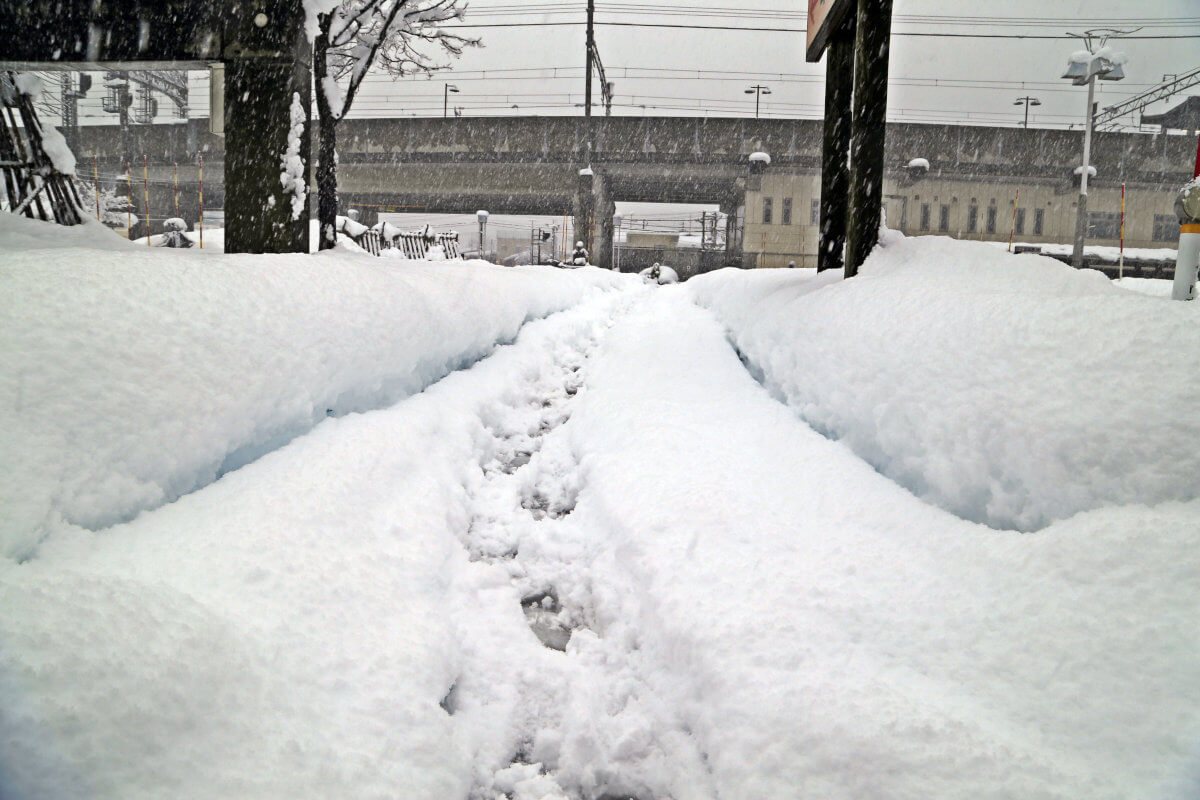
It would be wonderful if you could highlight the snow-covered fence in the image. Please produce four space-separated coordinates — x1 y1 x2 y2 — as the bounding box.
335 216 461 259
372 221 461 259
1 71 85 226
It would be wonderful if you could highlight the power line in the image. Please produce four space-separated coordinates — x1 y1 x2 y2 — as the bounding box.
445 19 1200 38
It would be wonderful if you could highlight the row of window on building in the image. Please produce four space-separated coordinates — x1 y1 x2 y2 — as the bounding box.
914 202 1040 236
759 196 1179 242
760 197 820 227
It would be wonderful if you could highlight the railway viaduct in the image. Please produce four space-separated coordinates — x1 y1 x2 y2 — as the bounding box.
70 114 1195 267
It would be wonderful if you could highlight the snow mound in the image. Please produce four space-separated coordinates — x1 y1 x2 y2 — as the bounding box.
639 264 679 284
0 214 629 560
907 157 930 169
688 234 1200 531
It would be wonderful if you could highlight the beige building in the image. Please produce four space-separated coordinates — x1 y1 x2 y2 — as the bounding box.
744 172 1182 269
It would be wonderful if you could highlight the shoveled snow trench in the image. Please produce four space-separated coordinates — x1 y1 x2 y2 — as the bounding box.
3 281 1199 800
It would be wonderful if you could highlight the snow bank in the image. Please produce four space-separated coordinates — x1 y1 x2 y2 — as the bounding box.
688 233 1200 531
0 214 628 560
565 290 1200 798
0 298 615 799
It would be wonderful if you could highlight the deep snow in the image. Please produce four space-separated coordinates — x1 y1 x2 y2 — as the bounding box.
2 217 1199 800
688 233 1200 531
0 214 626 560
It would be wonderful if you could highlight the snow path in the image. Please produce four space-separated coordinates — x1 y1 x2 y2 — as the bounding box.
457 288 716 799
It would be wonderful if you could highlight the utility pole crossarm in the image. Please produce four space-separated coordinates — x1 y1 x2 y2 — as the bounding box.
1094 65 1200 128
121 70 189 117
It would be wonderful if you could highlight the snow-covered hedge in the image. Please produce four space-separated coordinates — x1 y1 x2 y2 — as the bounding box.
0 215 626 560
688 233 1200 530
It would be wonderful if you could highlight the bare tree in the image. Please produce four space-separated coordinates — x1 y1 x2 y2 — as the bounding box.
314 0 475 250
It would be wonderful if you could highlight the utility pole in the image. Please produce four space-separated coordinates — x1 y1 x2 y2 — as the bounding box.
845 0 894 277
585 0 594 117
744 84 771 118
443 83 458 118
1013 95 1041 129
818 27 854 272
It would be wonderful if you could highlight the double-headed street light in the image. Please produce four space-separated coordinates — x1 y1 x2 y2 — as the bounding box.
1061 33 1128 267
1013 96 1041 129
444 83 459 118
745 84 771 119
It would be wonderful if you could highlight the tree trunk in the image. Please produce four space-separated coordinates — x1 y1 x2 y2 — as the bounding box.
316 118 338 251
314 20 339 251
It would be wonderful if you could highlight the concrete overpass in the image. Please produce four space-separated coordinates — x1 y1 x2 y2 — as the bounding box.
72 115 1196 266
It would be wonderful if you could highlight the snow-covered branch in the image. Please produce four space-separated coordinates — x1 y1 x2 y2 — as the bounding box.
316 0 478 121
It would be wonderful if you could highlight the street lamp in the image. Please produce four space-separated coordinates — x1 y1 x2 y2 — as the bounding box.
1013 96 1041 129
612 212 622 272
744 84 771 119
1062 31 1128 267
444 83 459 118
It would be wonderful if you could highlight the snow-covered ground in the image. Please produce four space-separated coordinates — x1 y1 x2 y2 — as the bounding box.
1 214 625 560
2 216 1199 800
991 240 1178 262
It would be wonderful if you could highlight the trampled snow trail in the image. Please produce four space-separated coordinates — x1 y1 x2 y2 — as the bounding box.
453 288 717 799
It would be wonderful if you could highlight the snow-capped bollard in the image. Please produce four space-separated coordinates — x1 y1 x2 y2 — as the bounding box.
1172 177 1200 301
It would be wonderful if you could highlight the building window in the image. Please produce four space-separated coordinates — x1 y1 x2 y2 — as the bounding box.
811 198 820 225
1087 211 1120 239
938 204 950 232
920 203 931 231
762 197 773 224
1015 208 1025 235
967 204 978 232
1034 208 1044 235
1153 214 1180 242
782 197 792 226
986 206 997 234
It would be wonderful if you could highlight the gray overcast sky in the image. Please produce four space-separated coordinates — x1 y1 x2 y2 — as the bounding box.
57 2 1199 130
335 0 1198 130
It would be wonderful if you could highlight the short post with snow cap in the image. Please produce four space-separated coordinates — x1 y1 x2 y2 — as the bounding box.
1171 164 1200 301
476 210 489 261
612 212 622 271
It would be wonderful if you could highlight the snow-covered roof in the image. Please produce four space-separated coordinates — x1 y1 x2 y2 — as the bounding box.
748 152 771 164
907 157 930 170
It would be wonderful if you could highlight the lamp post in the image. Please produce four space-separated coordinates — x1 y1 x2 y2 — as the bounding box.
444 84 459 118
1013 95 1041 129
476 209 489 261
744 84 771 119
1062 31 1128 267
612 211 622 272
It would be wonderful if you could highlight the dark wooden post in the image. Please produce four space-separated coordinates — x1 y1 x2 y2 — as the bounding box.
845 0 893 277
818 27 855 273
223 0 311 254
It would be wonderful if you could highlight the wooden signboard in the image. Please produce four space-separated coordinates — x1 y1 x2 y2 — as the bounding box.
806 0 855 63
